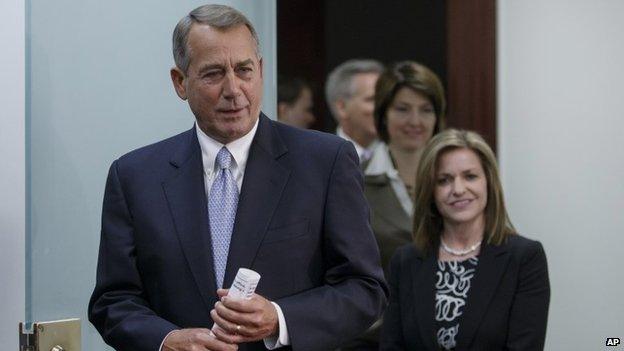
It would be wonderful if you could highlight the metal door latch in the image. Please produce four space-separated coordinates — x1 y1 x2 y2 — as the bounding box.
19 319 80 351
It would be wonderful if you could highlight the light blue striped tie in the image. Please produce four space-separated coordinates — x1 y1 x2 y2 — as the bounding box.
208 147 239 288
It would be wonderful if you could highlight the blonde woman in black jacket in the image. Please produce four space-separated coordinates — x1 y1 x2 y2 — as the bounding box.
380 129 550 350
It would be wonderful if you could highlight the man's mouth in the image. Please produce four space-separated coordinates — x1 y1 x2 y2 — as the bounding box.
218 107 246 115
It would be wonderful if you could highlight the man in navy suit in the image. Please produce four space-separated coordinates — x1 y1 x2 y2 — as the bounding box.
88 4 387 351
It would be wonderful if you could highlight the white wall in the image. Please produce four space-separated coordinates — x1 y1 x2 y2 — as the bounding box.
0 0 25 346
498 0 624 348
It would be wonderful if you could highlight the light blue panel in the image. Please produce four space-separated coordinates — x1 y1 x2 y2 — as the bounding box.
27 1 276 349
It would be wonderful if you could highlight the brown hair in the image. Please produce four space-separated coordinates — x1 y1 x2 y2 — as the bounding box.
374 61 446 143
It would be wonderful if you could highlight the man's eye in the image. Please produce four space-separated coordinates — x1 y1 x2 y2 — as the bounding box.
203 71 223 79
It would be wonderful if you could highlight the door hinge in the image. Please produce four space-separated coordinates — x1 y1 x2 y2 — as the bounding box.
19 323 36 351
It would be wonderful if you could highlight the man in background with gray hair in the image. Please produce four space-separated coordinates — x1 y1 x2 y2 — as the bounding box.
89 4 387 351
326 59 384 168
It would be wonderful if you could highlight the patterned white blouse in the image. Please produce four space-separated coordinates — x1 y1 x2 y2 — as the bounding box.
435 257 479 350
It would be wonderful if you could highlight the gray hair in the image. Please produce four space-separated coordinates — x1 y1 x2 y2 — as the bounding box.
325 59 384 119
172 4 261 73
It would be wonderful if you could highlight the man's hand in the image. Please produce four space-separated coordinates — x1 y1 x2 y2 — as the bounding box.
211 289 279 344
162 328 238 351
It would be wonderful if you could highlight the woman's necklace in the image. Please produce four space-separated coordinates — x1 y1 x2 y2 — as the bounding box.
440 237 482 256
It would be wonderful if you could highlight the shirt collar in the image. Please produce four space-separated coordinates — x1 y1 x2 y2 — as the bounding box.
364 143 399 179
195 118 259 175
336 126 379 162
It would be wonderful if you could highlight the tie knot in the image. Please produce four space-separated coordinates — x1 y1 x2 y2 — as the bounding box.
361 149 373 162
215 147 233 170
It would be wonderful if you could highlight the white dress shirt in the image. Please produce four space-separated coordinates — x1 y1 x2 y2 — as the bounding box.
196 120 257 193
336 126 380 164
159 118 290 349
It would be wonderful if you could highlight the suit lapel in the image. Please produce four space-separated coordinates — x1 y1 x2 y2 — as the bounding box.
162 127 217 311
365 174 411 234
223 115 290 288
412 251 439 351
456 241 510 348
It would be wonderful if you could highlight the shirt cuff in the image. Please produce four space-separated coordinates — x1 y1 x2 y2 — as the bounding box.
263 302 290 349
158 330 177 351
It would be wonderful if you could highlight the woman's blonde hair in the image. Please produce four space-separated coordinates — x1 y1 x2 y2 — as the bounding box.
413 129 515 254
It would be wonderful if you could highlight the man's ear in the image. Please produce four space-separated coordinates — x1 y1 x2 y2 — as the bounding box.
170 67 187 100
258 57 264 80
335 99 348 121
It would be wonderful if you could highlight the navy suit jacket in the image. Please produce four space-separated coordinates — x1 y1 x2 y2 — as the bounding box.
88 114 388 351
380 235 550 351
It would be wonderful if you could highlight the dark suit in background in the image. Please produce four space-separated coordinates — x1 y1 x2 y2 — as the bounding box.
381 234 550 350
340 146 413 351
88 115 388 351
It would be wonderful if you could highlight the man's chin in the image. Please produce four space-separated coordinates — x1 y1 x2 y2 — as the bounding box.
197 115 257 143
217 123 255 143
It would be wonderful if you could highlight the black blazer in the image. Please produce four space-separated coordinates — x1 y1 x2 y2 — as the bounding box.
380 234 550 350
88 114 388 351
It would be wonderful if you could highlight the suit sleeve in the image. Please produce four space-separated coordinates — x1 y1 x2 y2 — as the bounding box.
276 141 389 351
506 240 550 350
88 160 178 351
379 249 407 350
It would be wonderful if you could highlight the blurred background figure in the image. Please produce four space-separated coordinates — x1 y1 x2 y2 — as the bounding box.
277 75 316 128
326 59 384 168
367 61 446 270
380 129 550 350
344 61 445 350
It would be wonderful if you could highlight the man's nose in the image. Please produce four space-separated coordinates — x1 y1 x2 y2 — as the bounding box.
222 72 242 98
